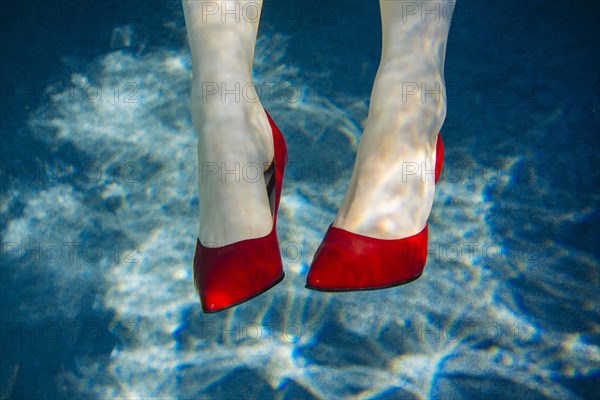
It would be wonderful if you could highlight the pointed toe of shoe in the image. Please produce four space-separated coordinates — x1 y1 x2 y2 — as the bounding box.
305 245 347 290
194 233 284 313
200 271 285 313
305 225 429 292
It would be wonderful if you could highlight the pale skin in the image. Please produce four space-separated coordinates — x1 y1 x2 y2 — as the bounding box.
182 0 455 246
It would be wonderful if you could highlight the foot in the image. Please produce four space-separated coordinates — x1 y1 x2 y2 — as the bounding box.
194 95 275 247
332 63 446 240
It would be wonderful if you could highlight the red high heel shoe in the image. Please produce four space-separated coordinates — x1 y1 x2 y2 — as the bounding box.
193 110 288 313
306 134 444 291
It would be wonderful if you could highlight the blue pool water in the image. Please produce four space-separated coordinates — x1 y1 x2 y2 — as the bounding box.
1 0 599 398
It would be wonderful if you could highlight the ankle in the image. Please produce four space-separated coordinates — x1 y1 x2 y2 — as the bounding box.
370 60 447 133
365 82 446 149
191 90 273 172
192 73 260 114
193 99 264 133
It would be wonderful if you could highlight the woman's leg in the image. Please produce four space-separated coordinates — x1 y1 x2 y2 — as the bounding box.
182 0 274 247
333 0 454 239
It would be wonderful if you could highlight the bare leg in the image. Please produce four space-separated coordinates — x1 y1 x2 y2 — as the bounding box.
333 0 454 239
182 0 274 247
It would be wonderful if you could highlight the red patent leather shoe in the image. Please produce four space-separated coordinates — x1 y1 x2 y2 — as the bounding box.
306 134 444 291
193 110 288 313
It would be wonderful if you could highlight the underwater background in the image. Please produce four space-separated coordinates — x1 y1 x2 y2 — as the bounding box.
1 0 599 398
